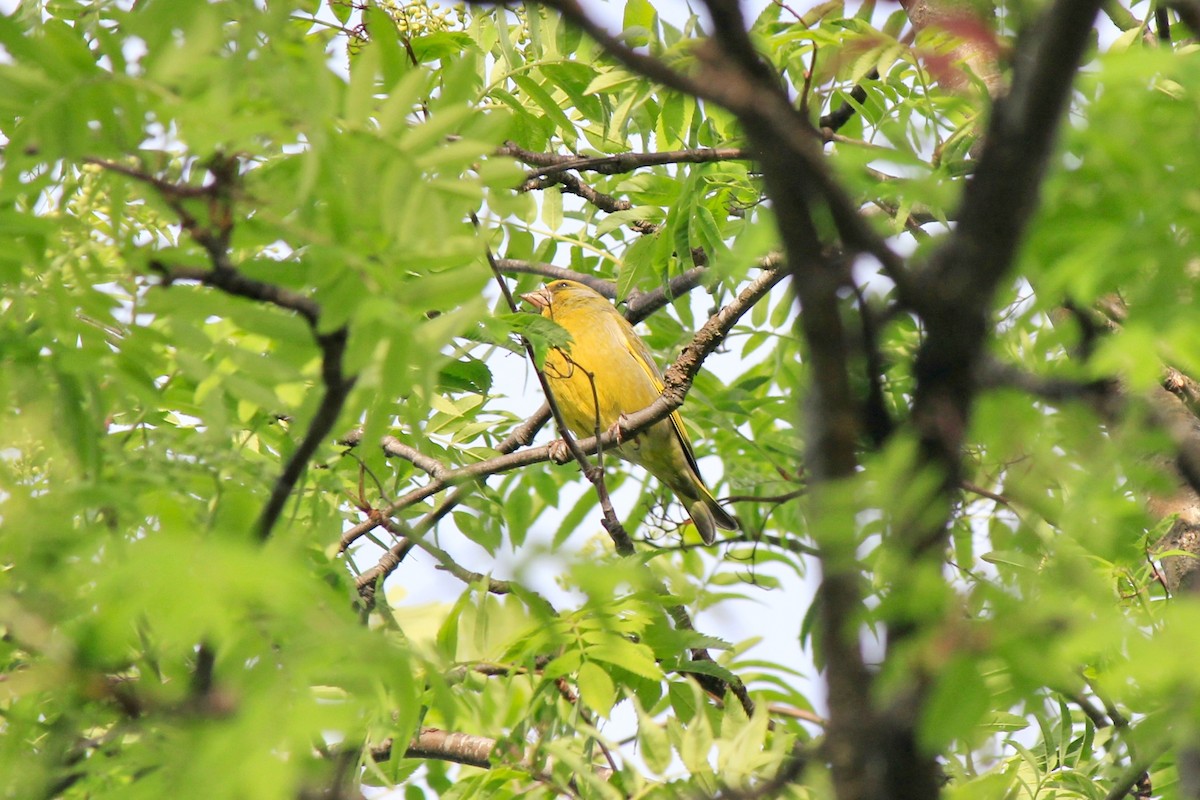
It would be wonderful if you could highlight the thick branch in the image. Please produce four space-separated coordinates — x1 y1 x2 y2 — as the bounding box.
379 728 497 768
1167 0 1200 37
369 727 613 788
912 0 1103 499
899 0 1003 96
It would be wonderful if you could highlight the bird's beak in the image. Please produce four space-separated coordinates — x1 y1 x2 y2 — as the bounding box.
521 286 551 310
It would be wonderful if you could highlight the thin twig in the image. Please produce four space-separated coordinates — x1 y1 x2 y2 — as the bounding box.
525 172 659 234
495 257 735 322
474 212 635 553
339 406 550 553
960 480 1010 507
499 142 751 180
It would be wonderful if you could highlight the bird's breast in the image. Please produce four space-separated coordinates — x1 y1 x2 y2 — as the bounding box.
543 312 661 442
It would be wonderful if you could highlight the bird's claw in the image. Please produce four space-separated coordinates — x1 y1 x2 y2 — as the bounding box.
607 414 629 446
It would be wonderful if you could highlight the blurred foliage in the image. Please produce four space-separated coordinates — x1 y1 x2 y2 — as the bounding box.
1 0 1199 798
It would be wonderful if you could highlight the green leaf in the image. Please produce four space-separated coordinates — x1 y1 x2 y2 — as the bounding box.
512 74 576 144
677 698 714 774
437 357 493 395
668 680 699 722
411 32 477 63
585 636 664 681
669 658 737 685
595 207 662 239
542 180 563 230
495 312 573 366
919 655 990 751
616 234 660 300
504 483 535 547
623 0 657 46
584 68 640 95
634 699 673 775
577 660 617 716
688 204 725 257
553 490 601 547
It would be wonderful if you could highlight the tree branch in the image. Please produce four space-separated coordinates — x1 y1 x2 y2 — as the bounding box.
818 71 876 134
150 261 319 325
378 435 448 479
377 728 498 769
84 156 216 199
369 727 612 790
93 156 356 543
525 172 659 234
976 359 1120 411
496 257 741 323
498 142 751 181
495 259 619 296
1166 0 1200 37
353 538 414 610
341 261 784 553
339 406 550 554
872 0 1103 793
256 324 355 540
912 0 1104 510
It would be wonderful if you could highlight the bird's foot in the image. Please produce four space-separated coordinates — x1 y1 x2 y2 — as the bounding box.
607 414 630 445
548 438 572 464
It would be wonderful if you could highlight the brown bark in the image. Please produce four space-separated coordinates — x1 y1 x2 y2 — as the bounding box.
1148 383 1200 595
900 0 1005 98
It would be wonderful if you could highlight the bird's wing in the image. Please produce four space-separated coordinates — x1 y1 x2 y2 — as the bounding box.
617 318 706 481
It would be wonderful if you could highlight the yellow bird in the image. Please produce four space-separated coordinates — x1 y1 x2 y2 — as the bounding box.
521 279 738 544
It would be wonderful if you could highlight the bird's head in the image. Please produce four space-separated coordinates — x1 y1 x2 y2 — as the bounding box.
520 279 609 315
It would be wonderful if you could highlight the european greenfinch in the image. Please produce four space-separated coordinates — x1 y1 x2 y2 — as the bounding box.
521 279 738 544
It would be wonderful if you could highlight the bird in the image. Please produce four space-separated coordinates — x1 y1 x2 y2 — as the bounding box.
520 279 738 544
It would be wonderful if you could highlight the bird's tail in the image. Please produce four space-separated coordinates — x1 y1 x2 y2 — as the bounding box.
681 478 739 546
